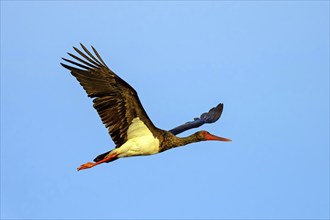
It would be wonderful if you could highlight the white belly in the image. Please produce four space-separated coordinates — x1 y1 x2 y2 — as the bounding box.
114 117 160 158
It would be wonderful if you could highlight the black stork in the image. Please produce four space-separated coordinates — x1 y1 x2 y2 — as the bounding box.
61 44 231 171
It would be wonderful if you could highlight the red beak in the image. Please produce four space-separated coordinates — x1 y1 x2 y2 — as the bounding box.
205 133 232 142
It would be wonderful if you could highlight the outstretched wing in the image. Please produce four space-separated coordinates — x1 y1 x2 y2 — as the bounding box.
169 103 224 135
61 44 158 147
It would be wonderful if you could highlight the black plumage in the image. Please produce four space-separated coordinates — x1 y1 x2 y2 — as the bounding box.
61 44 231 171
61 44 158 148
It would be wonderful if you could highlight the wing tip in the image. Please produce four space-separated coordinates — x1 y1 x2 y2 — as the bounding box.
60 62 71 70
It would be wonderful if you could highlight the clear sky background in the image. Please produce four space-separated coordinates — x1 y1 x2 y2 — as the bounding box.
1 1 329 219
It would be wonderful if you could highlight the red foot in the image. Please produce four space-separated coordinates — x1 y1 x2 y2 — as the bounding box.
77 162 96 171
77 153 118 171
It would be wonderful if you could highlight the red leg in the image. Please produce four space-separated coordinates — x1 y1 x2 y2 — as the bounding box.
77 153 118 171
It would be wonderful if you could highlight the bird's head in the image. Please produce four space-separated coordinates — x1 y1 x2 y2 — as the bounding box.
197 130 232 142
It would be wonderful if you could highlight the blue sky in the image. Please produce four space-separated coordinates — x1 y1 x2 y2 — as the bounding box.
1 1 329 219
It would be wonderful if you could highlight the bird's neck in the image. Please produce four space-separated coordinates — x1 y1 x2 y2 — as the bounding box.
160 132 201 152
176 134 201 146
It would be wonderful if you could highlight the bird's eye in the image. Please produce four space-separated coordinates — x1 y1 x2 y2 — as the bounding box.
201 130 209 135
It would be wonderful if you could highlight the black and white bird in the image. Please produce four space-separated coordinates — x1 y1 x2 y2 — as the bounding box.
61 44 231 171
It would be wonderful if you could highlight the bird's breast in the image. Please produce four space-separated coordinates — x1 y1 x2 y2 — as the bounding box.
115 117 160 157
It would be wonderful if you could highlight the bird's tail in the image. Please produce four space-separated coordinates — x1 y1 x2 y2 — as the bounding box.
93 150 117 163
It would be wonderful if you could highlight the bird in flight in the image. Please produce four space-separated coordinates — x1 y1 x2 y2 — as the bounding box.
61 44 231 171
